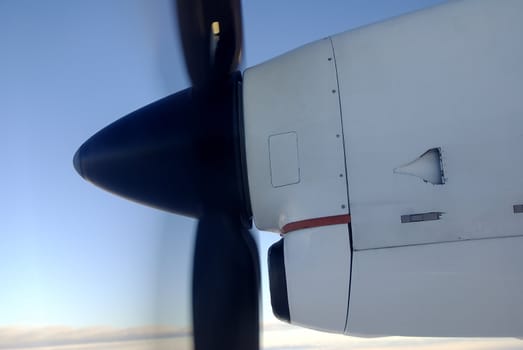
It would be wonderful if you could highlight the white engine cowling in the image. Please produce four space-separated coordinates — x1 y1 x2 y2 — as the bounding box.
243 0 523 337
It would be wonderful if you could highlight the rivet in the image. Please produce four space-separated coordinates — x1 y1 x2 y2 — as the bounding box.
339 174 344 177
336 134 340 138
341 204 346 209
328 57 332 61
332 89 336 93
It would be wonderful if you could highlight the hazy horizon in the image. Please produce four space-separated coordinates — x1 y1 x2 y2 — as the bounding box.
1 323 522 350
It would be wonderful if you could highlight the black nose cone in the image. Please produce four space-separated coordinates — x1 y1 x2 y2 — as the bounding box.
73 148 83 177
73 72 250 221
73 88 204 217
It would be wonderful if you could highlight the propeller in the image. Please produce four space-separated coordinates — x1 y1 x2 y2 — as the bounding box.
176 0 244 88
73 0 260 349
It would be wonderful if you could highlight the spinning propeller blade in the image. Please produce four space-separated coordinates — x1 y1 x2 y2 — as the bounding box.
74 0 259 349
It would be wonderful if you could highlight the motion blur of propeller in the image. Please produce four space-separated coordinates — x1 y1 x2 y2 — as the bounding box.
73 0 260 349
176 0 244 88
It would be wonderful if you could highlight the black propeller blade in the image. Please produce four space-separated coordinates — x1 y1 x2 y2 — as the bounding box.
176 0 243 89
193 213 259 350
73 0 260 348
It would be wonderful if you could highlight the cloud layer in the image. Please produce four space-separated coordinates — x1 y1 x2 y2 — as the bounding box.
1 323 522 350
0 325 189 349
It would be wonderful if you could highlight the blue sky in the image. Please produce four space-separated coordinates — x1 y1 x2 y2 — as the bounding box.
6 0 520 349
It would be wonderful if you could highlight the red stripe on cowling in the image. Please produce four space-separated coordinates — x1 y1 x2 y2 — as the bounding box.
281 214 350 234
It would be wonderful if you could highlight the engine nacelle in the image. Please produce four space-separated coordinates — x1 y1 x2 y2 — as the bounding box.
243 0 523 337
